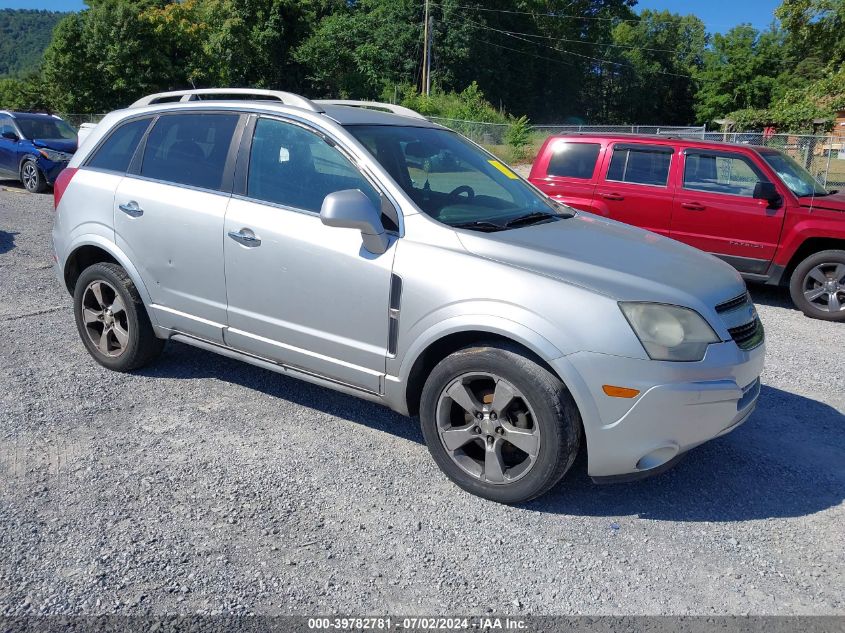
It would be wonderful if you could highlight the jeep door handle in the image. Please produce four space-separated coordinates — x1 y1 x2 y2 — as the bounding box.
228 229 261 247
601 193 624 201
681 202 705 211
118 201 143 217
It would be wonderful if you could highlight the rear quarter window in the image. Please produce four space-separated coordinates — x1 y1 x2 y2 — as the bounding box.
86 118 151 173
546 142 601 179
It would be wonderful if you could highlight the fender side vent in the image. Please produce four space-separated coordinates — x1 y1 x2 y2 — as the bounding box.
388 274 402 356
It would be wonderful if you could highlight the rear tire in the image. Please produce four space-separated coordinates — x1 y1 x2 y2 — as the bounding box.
20 160 47 193
73 263 165 371
419 342 581 504
789 250 845 322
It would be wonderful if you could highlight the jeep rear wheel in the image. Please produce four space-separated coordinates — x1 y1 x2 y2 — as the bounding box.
789 250 845 322
419 342 581 504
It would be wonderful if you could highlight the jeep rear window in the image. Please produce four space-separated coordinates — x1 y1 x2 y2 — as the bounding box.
86 118 151 174
606 145 672 186
546 142 600 179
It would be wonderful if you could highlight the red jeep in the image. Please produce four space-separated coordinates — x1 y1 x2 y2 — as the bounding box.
529 134 845 321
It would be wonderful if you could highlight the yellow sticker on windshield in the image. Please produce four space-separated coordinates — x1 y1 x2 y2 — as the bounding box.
488 159 519 179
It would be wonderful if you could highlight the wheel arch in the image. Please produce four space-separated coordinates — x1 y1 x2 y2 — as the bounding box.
62 238 157 326
782 237 845 285
400 324 564 417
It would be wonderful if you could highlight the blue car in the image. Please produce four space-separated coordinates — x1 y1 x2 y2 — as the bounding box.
0 111 78 193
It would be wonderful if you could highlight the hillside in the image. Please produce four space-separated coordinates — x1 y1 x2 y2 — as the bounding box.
0 9 66 77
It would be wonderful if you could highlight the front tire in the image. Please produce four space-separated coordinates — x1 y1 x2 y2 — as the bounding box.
419 342 581 504
21 160 47 193
789 250 845 322
73 263 165 371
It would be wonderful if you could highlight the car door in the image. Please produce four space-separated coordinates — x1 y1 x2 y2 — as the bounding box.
223 115 396 393
113 111 243 344
592 142 676 237
671 149 787 274
529 139 603 211
0 115 19 176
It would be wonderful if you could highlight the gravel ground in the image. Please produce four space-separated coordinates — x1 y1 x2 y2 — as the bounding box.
0 181 843 617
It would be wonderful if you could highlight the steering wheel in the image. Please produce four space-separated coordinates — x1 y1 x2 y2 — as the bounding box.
448 185 475 201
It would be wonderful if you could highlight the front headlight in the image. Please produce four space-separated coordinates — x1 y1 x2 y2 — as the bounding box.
38 148 73 162
619 302 720 362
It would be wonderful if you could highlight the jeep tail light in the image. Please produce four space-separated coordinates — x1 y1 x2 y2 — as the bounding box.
53 167 78 210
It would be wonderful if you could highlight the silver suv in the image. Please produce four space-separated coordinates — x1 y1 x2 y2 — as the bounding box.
52 89 765 503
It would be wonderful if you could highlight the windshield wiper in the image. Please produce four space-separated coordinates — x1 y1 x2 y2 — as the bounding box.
504 211 560 228
451 220 506 232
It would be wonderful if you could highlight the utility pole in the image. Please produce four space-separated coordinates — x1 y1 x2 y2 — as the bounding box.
422 0 431 95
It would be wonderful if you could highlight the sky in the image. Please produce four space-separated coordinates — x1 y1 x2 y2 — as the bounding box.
1 0 782 33
634 0 781 32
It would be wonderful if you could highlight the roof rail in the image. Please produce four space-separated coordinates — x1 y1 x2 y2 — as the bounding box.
130 89 324 113
315 100 427 121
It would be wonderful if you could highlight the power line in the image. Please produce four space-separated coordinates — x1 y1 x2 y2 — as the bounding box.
428 1 742 30
462 18 690 55
457 16 695 79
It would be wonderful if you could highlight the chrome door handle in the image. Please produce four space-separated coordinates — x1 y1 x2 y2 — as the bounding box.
118 201 143 217
228 229 261 247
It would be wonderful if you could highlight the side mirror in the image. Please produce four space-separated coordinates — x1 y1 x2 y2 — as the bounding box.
753 181 781 204
320 189 389 254
1 131 19 142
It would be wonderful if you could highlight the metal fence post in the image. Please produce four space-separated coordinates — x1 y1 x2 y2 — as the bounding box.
823 136 832 188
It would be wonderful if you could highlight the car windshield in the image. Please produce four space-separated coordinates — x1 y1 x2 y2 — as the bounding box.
346 125 565 230
15 116 77 141
761 150 829 197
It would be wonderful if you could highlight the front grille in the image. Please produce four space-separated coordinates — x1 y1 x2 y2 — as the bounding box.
716 292 750 314
728 318 764 350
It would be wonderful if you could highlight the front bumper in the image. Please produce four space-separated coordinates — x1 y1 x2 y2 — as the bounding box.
552 340 765 479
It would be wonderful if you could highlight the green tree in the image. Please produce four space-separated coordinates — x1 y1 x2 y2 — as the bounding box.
605 10 706 124
776 0 845 70
693 25 786 125
0 9 66 78
42 0 176 113
0 73 52 111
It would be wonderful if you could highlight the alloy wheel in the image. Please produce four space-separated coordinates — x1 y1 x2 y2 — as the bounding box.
81 280 130 357
22 163 38 191
802 263 845 313
435 372 541 485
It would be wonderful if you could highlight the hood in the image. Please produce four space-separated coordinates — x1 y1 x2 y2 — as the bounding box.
799 191 845 213
456 213 746 311
32 138 77 154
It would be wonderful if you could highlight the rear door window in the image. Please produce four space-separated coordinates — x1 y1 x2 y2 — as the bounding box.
86 118 151 173
546 142 601 179
606 145 673 186
140 113 239 191
683 151 765 197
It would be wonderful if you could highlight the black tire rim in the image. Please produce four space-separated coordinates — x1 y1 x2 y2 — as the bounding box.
22 163 38 191
802 262 845 313
435 372 541 485
81 280 130 357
